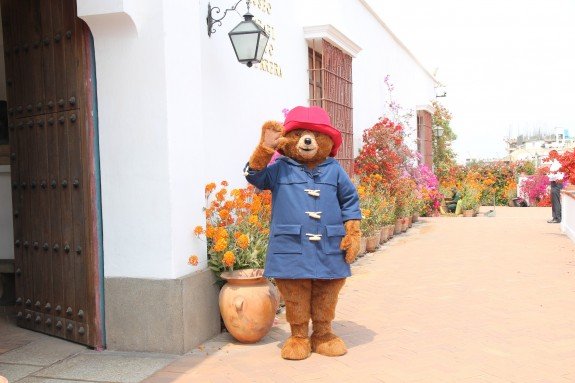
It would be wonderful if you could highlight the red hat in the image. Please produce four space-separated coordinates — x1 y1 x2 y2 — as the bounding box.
283 106 342 157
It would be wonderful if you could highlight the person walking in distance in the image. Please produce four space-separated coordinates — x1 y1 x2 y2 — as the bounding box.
547 150 564 223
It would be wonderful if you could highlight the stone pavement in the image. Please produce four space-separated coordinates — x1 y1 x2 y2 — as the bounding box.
2 206 575 383
0 311 177 383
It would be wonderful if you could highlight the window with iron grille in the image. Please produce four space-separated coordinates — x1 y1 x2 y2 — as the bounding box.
308 40 354 176
417 110 433 168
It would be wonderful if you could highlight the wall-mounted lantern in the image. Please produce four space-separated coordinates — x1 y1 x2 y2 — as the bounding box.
435 86 447 98
433 125 445 137
207 0 269 67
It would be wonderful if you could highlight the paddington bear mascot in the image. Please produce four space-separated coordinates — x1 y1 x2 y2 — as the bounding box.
244 106 361 360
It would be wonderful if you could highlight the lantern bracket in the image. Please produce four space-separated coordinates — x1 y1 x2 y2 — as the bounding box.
207 0 244 37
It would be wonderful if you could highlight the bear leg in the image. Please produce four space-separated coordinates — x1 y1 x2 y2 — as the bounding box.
310 278 347 356
275 279 312 360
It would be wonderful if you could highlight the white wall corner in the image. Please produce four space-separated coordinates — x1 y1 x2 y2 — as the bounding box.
77 0 124 16
77 0 139 34
303 24 362 57
417 104 435 114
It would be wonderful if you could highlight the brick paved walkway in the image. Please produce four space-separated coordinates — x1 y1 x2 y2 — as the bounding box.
144 207 575 383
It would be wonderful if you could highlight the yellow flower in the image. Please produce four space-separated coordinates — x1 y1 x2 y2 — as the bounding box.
223 251 235 268
237 234 249 249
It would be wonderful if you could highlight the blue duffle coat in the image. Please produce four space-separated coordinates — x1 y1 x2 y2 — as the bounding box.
245 156 361 279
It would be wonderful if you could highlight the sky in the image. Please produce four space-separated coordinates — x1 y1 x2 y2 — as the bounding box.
370 0 575 162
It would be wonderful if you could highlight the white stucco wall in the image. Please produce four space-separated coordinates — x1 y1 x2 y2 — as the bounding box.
561 191 575 243
201 0 436 187
200 1 308 189
78 0 436 279
78 0 220 280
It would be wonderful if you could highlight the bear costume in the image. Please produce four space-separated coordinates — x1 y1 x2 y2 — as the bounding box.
244 106 361 360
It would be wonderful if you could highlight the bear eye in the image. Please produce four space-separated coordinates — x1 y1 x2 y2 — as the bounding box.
294 131 302 137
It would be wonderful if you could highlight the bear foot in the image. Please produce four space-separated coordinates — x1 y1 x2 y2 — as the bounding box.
281 336 312 360
311 333 347 356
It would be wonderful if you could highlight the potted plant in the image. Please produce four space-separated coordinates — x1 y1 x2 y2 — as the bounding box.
460 185 480 217
358 180 382 252
191 181 279 343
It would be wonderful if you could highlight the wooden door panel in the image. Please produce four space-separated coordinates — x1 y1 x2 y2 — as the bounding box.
3 0 101 347
63 2 78 111
40 0 56 114
50 0 67 114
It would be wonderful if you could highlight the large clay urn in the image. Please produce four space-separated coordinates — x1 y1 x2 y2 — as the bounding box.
219 269 279 343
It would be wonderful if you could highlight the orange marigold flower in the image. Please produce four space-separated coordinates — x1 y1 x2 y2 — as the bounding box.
205 182 216 195
262 228 270 235
215 227 229 240
213 238 228 252
251 198 262 213
188 255 199 266
248 215 258 225
219 209 230 220
205 226 216 239
193 226 204 236
237 234 249 249
223 251 235 268
216 189 227 202
221 180 229 186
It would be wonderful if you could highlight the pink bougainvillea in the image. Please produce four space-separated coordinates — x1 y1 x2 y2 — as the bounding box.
520 171 551 207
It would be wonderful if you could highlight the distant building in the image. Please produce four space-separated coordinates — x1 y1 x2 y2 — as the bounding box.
503 128 574 166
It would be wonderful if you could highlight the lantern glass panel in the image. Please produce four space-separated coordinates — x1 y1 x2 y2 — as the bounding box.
230 33 259 61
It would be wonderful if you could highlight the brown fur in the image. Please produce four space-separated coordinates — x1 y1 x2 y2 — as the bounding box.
248 121 286 170
279 130 333 169
310 279 347 356
250 123 361 360
341 220 361 264
274 279 312 360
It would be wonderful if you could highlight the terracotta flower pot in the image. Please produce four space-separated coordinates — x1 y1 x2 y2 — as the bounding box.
408 216 413 228
412 213 419 223
463 209 474 217
379 226 388 244
359 237 367 256
219 269 279 343
401 217 408 232
366 231 380 252
394 219 403 235
386 224 395 238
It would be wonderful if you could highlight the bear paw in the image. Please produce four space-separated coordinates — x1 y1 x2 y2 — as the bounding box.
311 333 347 357
281 336 312 360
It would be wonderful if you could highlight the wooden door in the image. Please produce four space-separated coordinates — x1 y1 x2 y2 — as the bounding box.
2 0 103 348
